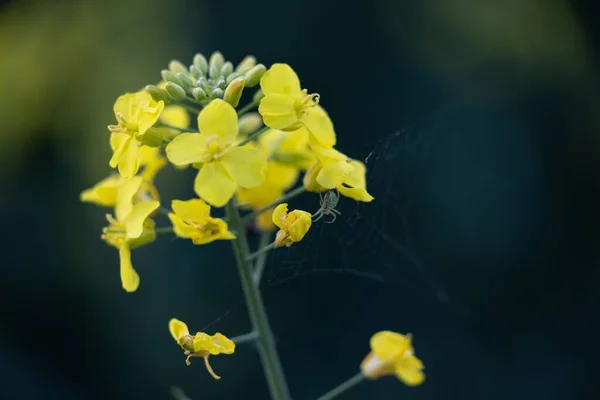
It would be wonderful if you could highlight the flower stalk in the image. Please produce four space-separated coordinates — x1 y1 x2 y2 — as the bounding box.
237 125 270 147
247 242 275 262
241 186 307 223
315 372 366 400
225 200 291 400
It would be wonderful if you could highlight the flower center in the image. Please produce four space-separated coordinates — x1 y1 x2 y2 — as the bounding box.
294 89 320 116
204 135 230 161
101 215 127 247
108 112 136 135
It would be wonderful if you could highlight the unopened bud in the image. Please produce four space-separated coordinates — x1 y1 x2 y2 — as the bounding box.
189 65 203 79
161 70 181 85
253 89 265 103
244 64 266 87
226 72 240 84
145 85 170 102
221 61 233 78
165 82 187 101
208 51 224 77
235 55 256 74
192 87 207 101
223 78 245 108
238 113 263 137
193 53 209 75
210 88 224 99
177 72 195 90
169 60 188 74
215 76 226 89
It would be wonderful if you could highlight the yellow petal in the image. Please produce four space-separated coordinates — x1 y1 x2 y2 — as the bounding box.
260 63 302 97
301 106 336 148
316 161 353 189
371 331 411 361
115 176 144 221
169 318 190 342
221 146 267 188
160 105 190 128
265 161 299 190
80 175 121 207
190 217 236 245
210 332 235 355
345 160 367 189
194 162 237 207
287 210 312 242
117 137 141 178
272 203 289 229
109 132 129 168
259 94 299 130
119 244 139 293
165 132 209 166
124 200 160 239
197 99 238 144
114 91 163 135
337 185 374 202
168 213 198 239
395 358 425 386
171 199 211 222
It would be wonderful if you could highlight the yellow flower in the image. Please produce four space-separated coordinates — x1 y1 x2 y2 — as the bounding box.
101 177 159 292
166 99 267 207
168 199 236 244
271 203 312 247
303 147 374 202
81 146 165 208
258 64 336 148
169 318 235 380
360 331 425 386
108 91 164 178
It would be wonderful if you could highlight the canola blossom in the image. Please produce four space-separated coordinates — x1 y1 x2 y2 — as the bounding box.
272 203 312 247
168 199 235 244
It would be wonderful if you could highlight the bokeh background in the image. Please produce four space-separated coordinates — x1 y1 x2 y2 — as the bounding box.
1 0 600 398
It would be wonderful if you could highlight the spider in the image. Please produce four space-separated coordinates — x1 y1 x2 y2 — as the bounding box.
312 190 341 223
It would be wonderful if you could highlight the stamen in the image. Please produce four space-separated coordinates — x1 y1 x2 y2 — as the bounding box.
203 355 221 380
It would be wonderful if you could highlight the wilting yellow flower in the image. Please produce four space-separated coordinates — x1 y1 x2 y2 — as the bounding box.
168 199 235 244
81 146 165 208
101 177 159 292
169 318 235 380
360 331 425 386
258 64 336 148
271 203 312 247
166 99 267 207
108 91 164 177
303 147 374 202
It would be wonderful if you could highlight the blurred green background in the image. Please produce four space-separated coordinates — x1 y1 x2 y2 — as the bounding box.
1 0 600 398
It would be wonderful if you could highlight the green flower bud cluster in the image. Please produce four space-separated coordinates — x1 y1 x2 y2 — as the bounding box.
146 51 266 108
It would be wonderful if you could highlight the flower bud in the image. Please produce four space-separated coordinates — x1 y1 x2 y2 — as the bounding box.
223 78 245 108
220 61 233 78
226 72 240 85
192 87 207 101
139 127 166 147
208 51 224 77
169 60 188 74
145 85 170 102
165 82 187 101
215 76 226 89
244 64 266 87
161 69 181 85
238 113 263 137
177 72 195 91
210 88 224 99
189 65 203 79
235 55 256 74
193 53 209 75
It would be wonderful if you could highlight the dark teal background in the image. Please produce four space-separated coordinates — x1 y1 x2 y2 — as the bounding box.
1 0 600 399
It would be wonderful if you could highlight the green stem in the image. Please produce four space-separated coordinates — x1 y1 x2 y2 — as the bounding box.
178 101 202 115
225 201 291 400
315 372 366 400
155 227 173 234
159 121 187 131
238 126 270 146
237 100 258 117
242 186 307 223
231 330 259 345
253 233 271 284
158 207 171 216
247 242 275 262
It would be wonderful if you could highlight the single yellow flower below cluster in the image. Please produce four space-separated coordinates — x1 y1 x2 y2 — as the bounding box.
271 203 312 247
168 199 235 244
109 91 164 178
166 99 267 207
101 177 159 292
259 64 336 148
360 331 425 386
169 318 235 380
303 147 373 202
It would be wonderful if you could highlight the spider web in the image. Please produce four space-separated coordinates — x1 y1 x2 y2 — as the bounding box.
260 125 453 305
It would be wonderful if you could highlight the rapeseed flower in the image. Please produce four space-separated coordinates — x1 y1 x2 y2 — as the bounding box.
272 203 312 247
258 64 336 148
168 199 235 244
360 331 425 386
166 99 266 207
169 318 235 380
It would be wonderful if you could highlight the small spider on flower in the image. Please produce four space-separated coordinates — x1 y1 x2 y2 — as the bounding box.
312 190 341 223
